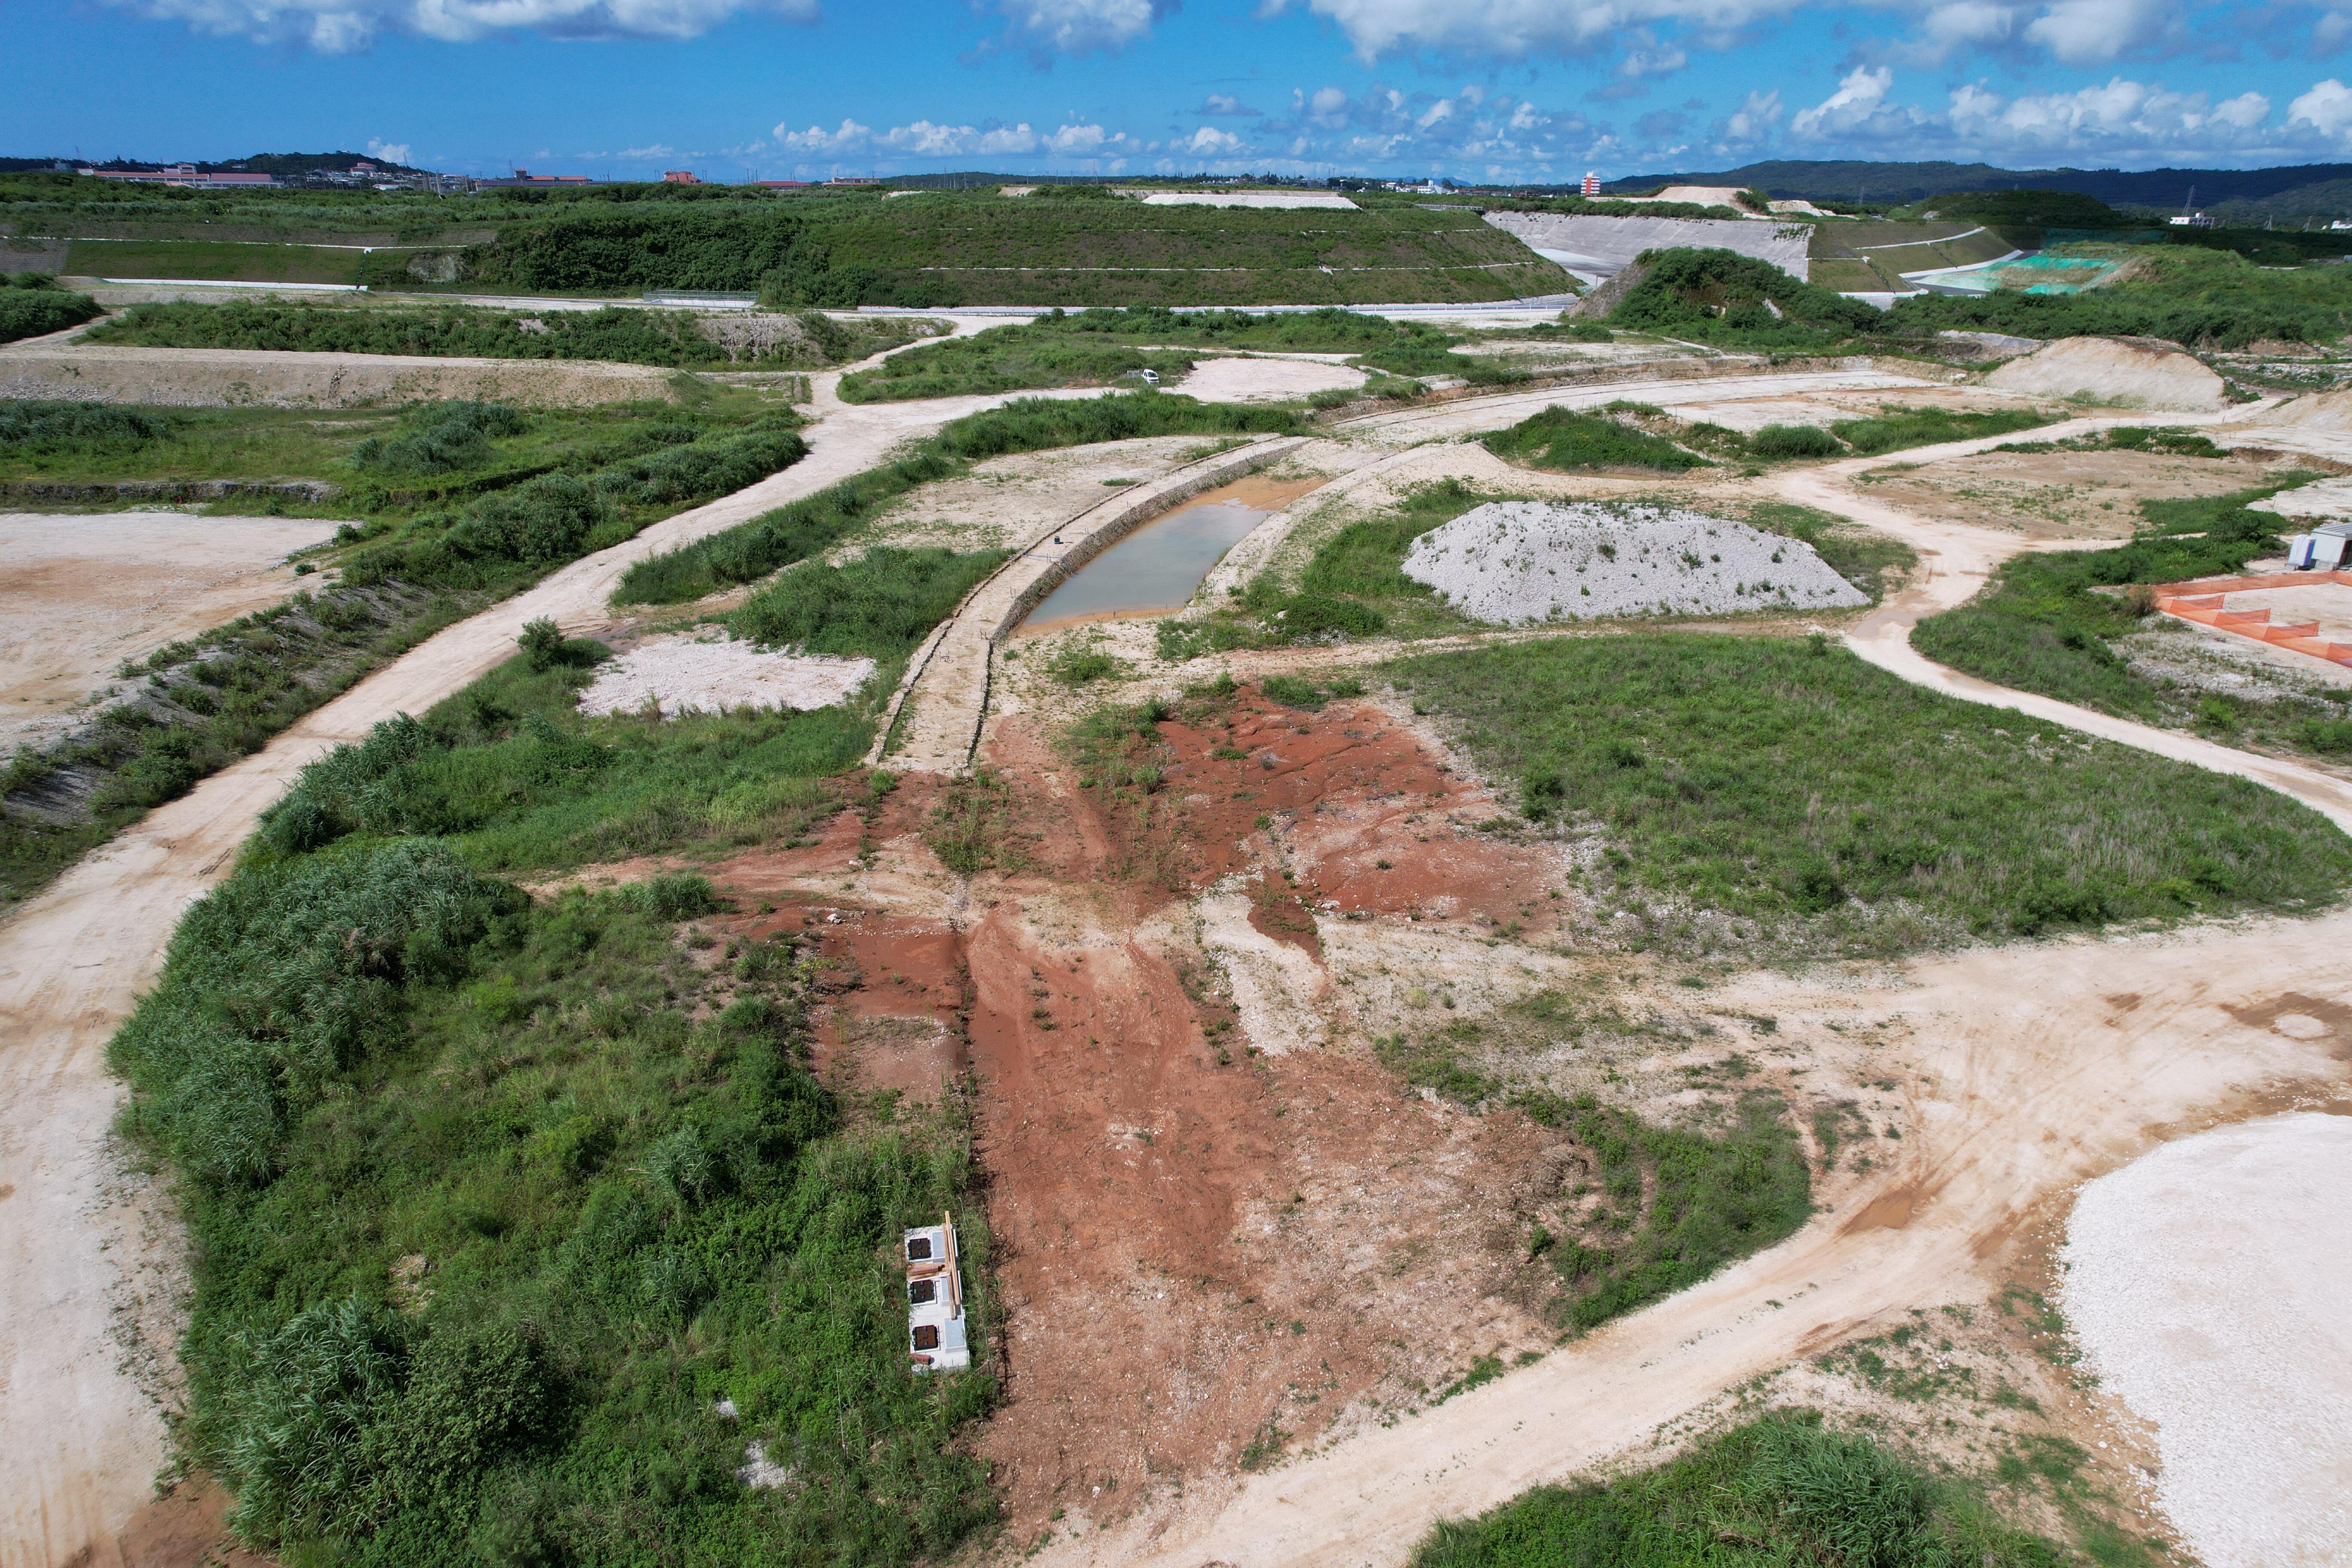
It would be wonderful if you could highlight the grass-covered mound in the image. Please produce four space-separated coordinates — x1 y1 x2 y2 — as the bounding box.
0 271 101 343
1484 406 1714 472
1607 248 1883 351
109 608 992 1565
1413 1411 2075 1568
616 390 1305 605
1392 633 2352 951
838 305 1477 401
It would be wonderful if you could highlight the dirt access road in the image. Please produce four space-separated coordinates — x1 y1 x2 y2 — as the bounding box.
0 336 1111 1568
1028 399 2352 1568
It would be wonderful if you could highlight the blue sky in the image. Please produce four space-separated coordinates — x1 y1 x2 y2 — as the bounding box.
0 0 2336 182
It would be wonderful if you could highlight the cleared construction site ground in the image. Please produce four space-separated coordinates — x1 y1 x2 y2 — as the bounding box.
6 319 2351 1568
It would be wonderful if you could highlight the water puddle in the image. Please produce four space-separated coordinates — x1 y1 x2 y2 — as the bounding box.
1019 473 1324 632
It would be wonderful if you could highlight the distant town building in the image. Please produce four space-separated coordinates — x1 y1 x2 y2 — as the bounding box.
661 169 700 184
1581 171 1601 197
78 164 276 187
2168 212 2215 229
480 169 597 187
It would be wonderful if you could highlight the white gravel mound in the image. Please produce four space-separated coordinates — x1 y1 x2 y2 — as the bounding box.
1984 335 2226 412
2061 1112 2352 1568
578 631 874 719
1402 501 1868 624
1482 212 1808 279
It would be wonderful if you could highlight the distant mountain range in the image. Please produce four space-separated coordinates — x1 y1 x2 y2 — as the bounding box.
0 150 429 176
1596 159 2352 217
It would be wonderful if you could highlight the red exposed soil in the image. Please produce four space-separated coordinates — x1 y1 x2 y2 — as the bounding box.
576 687 1583 1536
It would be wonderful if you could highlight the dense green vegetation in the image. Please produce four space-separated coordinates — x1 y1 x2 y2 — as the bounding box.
1412 1412 2077 1568
1484 407 1716 472
0 175 1565 306
1391 634 2352 951
617 390 1305 604
732 546 1007 653
1610 249 1884 351
0 394 808 909
0 271 101 343
838 305 1479 401
110 638 995 1563
1827 405 2050 454
1880 246 2352 349
85 299 923 369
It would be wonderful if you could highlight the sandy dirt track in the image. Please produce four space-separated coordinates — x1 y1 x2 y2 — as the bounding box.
0 351 1118 1568
1 374 2333 1567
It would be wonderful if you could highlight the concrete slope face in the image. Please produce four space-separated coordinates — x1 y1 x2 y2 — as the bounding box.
1482 211 1810 280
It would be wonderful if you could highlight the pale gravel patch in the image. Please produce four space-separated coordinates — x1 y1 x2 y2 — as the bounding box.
2060 1112 2352 1568
577 631 874 719
1402 500 1867 625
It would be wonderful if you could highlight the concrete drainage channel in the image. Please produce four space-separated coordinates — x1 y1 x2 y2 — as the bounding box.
867 434 1310 774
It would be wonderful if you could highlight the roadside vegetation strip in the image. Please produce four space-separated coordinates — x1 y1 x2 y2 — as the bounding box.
1911 476 2352 759
109 568 1004 1562
0 270 101 343
613 390 1307 606
81 298 928 369
1390 634 2352 954
0 395 809 910
1410 1410 2081 1568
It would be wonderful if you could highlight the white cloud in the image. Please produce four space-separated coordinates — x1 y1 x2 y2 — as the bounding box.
1287 0 1809 62
1200 93 1262 117
1792 64 1897 137
1946 75 2281 158
104 0 816 51
777 118 872 153
2290 77 2352 136
1187 126 1248 155
990 0 1169 53
365 138 412 166
1714 88 1783 147
616 142 676 159
2020 0 2180 63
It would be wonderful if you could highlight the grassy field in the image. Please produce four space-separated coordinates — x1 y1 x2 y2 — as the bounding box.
83 299 925 369
1910 476 2352 762
1412 1412 2079 1568
64 236 372 284
1390 634 2352 953
0 391 808 910
110 623 996 1563
3 176 1568 306
839 307 1478 401
1485 407 1717 473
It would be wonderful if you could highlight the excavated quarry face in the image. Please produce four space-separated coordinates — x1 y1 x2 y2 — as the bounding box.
1984 335 2228 412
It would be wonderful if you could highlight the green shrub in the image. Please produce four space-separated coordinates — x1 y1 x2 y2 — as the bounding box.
1484 407 1712 473
1412 1411 2074 1568
89 300 742 367
1607 248 1882 349
1746 423 1844 458
0 278 102 344
1829 405 2049 454
0 398 178 452
732 545 1007 657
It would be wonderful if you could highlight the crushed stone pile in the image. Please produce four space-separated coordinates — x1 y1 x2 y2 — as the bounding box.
1984 334 2226 412
578 631 874 719
1402 501 1868 624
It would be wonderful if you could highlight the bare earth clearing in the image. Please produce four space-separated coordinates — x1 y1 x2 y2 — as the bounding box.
0 510 336 752
9 353 2352 1568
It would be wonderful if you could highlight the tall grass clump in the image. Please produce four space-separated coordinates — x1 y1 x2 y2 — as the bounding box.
0 273 102 344
1829 404 2050 454
1412 1411 2076 1568
1393 633 2352 950
1483 407 1713 473
616 391 1302 605
352 401 530 476
732 545 1007 655
0 398 179 453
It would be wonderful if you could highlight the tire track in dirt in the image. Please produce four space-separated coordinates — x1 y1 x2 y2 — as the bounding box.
0 352 1128 1568
1025 399 2352 1568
